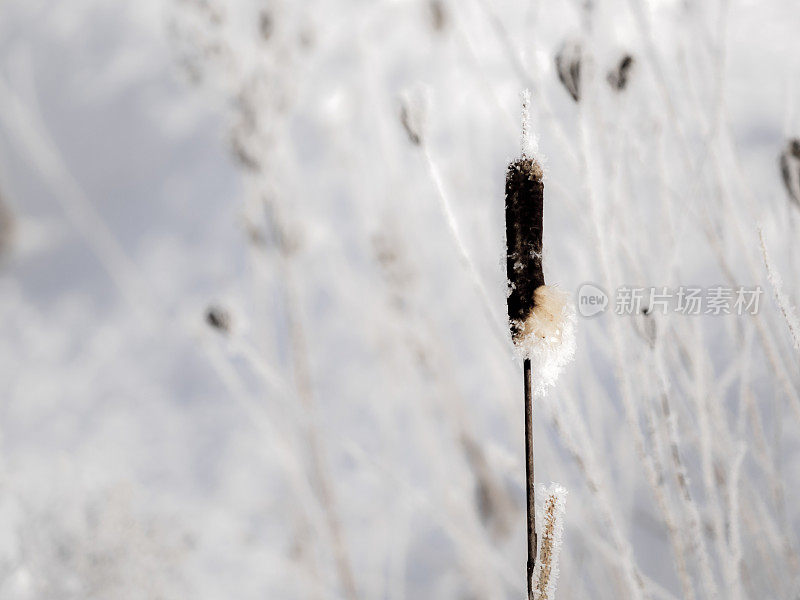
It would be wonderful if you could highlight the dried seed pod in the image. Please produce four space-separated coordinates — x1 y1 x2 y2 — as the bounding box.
399 87 428 146
259 11 273 41
555 41 582 103
505 157 546 343
504 108 575 394
607 54 634 91
532 484 567 600
780 138 800 207
429 0 447 32
0 194 14 259
206 305 232 333
399 105 421 146
461 434 514 540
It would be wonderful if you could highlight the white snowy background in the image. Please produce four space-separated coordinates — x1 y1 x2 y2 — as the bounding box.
0 0 799 598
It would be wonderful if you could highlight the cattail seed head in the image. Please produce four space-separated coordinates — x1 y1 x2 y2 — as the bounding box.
400 105 421 146
399 87 428 147
428 0 447 32
505 102 576 394
505 157 545 343
533 484 567 600
259 11 274 41
555 41 582 103
607 54 634 91
780 138 800 207
206 305 232 333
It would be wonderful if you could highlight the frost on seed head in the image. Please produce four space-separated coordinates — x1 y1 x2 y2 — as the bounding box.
532 483 568 600
511 285 576 397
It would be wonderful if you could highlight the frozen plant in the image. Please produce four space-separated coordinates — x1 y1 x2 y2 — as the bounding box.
505 94 575 600
532 484 567 600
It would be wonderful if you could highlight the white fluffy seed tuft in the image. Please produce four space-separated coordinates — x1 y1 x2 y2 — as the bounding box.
511 284 576 397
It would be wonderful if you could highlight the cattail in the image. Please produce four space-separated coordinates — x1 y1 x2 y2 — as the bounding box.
506 156 545 333
555 41 582 103
206 305 232 333
399 87 428 147
0 193 14 260
506 92 575 600
506 94 576 396
428 0 447 32
779 139 800 207
259 10 273 41
400 105 422 146
461 434 514 540
607 54 634 91
532 484 567 600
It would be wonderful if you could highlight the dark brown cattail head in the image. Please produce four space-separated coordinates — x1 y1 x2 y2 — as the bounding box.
429 0 447 32
505 157 545 342
206 305 232 333
505 95 576 387
400 104 422 146
555 41 582 103
607 54 634 91
780 138 800 207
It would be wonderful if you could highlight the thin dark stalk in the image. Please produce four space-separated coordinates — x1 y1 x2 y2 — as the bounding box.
524 357 537 600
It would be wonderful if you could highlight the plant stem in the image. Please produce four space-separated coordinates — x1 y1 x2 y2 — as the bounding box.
524 357 537 600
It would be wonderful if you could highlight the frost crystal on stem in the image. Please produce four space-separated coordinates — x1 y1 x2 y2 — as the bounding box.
532 484 567 600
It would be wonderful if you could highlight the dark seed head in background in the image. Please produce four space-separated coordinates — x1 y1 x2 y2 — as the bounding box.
259 11 273 41
555 41 582 103
780 138 800 207
399 88 428 147
607 54 634 91
400 105 422 146
0 193 14 260
505 157 545 341
429 0 447 32
206 305 232 333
